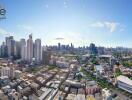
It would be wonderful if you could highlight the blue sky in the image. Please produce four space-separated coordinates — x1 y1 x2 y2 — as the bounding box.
0 0 132 47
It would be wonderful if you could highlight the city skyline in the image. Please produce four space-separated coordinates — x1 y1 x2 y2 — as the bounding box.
0 0 132 47
0 1 132 99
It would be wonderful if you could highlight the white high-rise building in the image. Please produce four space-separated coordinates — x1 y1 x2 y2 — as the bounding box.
21 46 27 61
6 37 11 56
27 34 33 62
20 39 27 61
34 39 42 64
20 39 26 58
6 36 15 57
14 41 21 58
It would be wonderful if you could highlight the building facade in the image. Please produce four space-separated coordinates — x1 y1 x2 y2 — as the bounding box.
27 34 33 62
34 39 42 64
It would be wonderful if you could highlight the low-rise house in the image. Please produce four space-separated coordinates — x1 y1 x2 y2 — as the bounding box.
30 82 39 92
0 90 8 100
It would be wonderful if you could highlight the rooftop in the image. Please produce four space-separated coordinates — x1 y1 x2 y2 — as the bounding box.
117 75 132 86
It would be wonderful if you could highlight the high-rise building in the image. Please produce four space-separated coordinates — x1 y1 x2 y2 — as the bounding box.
14 41 21 59
0 42 8 57
34 39 42 64
21 45 27 61
71 43 73 48
70 43 74 53
20 39 26 57
58 43 61 50
89 43 98 55
5 36 15 58
20 39 26 46
42 49 51 65
20 39 26 60
27 34 33 62
0 46 1 57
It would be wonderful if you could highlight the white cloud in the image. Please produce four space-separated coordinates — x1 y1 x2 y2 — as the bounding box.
90 21 122 32
0 28 10 35
55 38 65 40
104 21 118 32
91 22 104 28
